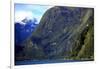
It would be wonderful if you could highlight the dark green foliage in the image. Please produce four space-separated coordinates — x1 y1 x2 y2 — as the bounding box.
15 6 94 61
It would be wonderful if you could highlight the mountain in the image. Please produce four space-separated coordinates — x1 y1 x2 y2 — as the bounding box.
15 6 94 61
15 18 38 44
15 18 38 57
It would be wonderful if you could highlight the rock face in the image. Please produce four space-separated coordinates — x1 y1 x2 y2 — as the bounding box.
15 6 94 61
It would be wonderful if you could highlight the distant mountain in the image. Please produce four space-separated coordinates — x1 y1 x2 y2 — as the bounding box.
15 17 38 44
15 6 94 61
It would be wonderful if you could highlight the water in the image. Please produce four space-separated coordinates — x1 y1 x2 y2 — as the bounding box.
15 59 81 65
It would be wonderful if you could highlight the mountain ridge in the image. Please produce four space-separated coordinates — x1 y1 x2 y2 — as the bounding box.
15 6 94 61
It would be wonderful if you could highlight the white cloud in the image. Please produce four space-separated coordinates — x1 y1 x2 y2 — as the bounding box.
15 4 54 24
15 11 34 22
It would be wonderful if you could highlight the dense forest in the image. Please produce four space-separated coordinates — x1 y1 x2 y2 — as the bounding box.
15 6 94 63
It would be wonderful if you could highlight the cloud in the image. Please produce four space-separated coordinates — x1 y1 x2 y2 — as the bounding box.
15 11 33 22
15 4 53 24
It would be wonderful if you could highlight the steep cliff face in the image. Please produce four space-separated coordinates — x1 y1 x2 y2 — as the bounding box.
16 6 94 61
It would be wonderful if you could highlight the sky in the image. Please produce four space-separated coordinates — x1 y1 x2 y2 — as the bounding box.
15 4 53 24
